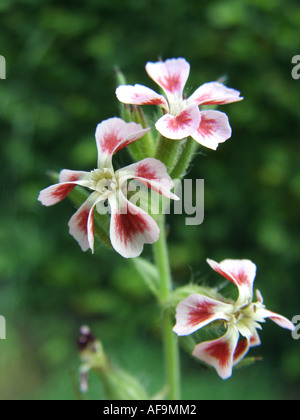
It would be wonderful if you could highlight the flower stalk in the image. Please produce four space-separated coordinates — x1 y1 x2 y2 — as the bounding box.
153 214 181 400
170 137 200 180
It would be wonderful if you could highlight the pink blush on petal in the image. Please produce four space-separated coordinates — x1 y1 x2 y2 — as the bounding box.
187 301 217 327
135 163 158 181
51 183 76 202
167 110 193 132
76 208 90 233
206 340 231 369
157 73 182 94
114 208 150 247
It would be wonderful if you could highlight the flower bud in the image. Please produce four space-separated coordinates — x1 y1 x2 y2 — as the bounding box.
78 326 149 399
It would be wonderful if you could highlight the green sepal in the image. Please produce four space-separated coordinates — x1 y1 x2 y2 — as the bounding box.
165 284 227 311
115 68 155 162
129 105 155 159
234 356 263 371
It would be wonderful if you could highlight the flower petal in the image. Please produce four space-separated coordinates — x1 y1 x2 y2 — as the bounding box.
118 158 179 201
189 82 243 106
192 326 240 380
58 169 90 184
249 329 261 348
260 309 295 331
233 338 250 366
95 118 150 167
207 258 257 302
146 58 190 100
116 84 168 109
38 170 90 206
68 192 102 253
191 110 232 150
155 106 201 140
108 192 160 259
173 294 234 336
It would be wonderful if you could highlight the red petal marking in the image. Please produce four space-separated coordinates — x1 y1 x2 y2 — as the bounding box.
198 116 216 136
157 73 181 94
136 163 158 181
206 340 231 368
100 132 121 155
197 94 230 106
88 207 95 236
76 208 89 233
234 270 250 287
188 301 216 327
167 110 193 132
144 98 166 106
61 172 80 183
133 94 165 106
115 207 150 246
212 265 248 288
250 332 260 347
233 339 248 362
52 183 75 201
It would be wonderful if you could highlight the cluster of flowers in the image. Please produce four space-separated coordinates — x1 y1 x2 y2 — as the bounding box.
174 259 294 379
39 58 294 379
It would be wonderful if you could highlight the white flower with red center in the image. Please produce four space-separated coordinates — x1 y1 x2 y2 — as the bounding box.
116 58 243 150
38 118 179 259
173 259 295 380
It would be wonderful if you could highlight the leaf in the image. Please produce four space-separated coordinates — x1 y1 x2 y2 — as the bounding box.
130 257 160 298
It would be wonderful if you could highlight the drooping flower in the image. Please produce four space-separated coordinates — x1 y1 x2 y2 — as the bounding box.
173 259 295 379
38 118 179 258
116 58 243 150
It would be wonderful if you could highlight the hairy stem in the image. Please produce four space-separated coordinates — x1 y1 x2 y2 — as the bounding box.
155 136 182 174
170 137 199 180
153 215 181 400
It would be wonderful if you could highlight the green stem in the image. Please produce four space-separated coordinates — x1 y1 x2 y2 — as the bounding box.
155 136 182 173
170 137 199 180
153 215 181 400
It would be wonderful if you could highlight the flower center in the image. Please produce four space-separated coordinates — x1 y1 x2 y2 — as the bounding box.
228 300 265 337
90 168 118 198
169 99 187 116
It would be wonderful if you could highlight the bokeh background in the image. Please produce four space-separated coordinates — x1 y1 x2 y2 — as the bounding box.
1 0 300 400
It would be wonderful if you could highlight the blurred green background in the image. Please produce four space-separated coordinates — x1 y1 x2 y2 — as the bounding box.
1 0 300 400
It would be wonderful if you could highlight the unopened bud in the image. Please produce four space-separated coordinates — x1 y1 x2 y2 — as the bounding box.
78 326 108 393
78 326 96 352
78 326 149 399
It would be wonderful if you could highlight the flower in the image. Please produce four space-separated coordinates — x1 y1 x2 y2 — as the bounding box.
116 58 243 150
38 118 179 258
173 259 295 379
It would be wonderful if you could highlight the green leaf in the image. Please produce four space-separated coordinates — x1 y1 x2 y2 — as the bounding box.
130 257 160 298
